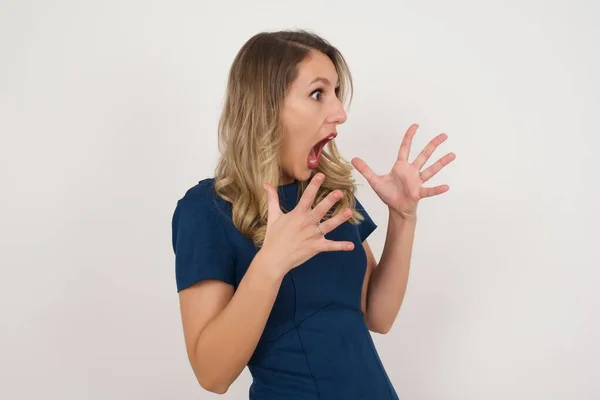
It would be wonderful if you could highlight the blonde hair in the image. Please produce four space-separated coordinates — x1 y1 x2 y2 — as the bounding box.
214 29 365 248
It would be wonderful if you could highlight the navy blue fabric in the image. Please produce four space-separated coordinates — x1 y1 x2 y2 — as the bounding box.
171 178 399 399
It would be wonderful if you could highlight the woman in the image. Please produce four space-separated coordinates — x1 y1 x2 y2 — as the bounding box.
171 29 455 399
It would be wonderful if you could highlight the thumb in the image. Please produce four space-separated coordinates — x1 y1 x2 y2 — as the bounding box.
263 183 281 224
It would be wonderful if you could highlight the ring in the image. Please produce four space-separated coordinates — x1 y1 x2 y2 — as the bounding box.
308 211 319 224
316 224 324 235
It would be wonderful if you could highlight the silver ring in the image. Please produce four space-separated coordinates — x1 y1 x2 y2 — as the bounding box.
316 224 324 235
308 211 319 224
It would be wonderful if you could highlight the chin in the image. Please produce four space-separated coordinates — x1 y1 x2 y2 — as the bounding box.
286 165 317 184
300 168 317 182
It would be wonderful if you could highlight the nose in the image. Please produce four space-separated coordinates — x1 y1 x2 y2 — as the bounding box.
328 98 347 125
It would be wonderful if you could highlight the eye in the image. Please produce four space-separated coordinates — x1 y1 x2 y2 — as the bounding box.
310 88 324 101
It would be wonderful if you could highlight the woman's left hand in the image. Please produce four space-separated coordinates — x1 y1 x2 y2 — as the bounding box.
351 124 456 220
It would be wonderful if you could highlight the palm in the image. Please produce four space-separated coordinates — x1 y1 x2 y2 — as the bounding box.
351 124 455 219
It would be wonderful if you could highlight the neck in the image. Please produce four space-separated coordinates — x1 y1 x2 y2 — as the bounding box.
279 173 296 185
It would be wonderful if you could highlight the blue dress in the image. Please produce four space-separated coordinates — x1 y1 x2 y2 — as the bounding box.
172 178 400 399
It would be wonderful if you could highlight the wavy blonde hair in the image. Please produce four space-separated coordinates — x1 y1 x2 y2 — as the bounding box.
214 29 365 248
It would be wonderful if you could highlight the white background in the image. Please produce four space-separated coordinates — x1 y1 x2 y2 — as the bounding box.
1 0 599 399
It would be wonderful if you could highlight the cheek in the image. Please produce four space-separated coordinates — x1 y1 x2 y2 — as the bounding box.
280 103 317 163
282 99 316 133
281 134 307 163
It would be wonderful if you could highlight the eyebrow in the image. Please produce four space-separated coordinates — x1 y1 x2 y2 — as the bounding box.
308 77 339 87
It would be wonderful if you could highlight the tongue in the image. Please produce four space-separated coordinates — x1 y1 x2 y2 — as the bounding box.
307 145 321 169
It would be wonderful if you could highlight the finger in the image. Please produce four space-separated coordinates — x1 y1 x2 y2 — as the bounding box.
310 189 343 221
419 184 450 198
413 133 448 170
351 157 379 188
297 172 325 211
263 183 282 224
420 152 456 182
317 239 355 252
318 207 353 234
397 123 419 162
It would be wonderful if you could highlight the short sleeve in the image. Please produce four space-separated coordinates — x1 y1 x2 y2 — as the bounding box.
171 198 236 292
354 196 377 243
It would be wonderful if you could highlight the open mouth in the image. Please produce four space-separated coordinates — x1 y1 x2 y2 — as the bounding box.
307 133 337 169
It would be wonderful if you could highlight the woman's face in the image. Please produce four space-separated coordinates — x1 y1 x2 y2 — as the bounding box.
279 50 347 184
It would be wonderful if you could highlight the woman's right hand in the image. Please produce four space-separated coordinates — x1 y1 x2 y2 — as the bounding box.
260 172 355 276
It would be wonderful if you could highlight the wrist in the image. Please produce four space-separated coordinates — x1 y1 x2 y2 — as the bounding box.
253 248 288 282
389 207 417 224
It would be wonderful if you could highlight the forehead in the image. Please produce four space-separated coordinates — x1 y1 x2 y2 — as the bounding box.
293 50 339 86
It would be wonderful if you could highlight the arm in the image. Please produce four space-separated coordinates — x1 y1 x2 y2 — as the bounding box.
362 211 417 334
178 250 284 394
353 124 454 334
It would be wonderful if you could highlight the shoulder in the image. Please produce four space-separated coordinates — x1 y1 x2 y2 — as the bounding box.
171 178 234 244
351 192 378 243
171 178 237 291
177 177 218 207
174 178 230 220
